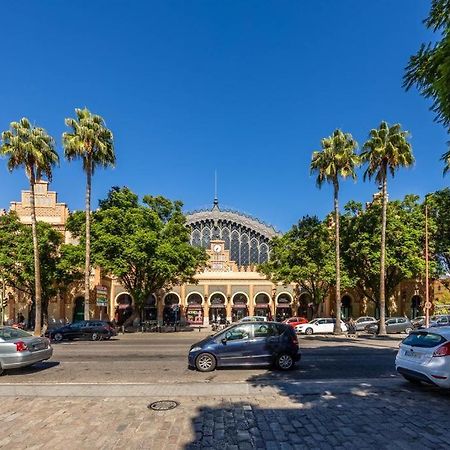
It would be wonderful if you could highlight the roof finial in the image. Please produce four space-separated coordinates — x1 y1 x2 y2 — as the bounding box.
213 170 219 207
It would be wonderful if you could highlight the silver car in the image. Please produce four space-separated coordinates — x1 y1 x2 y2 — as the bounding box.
0 327 53 375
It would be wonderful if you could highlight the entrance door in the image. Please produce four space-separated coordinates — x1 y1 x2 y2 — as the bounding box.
73 297 84 323
209 307 226 324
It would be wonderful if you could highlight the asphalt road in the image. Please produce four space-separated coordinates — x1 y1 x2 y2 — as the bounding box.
0 331 402 384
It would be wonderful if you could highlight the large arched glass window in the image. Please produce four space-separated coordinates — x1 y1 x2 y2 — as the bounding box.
250 238 259 264
191 229 201 247
259 243 269 263
221 228 230 250
230 231 240 263
212 226 220 239
201 227 211 248
240 234 249 266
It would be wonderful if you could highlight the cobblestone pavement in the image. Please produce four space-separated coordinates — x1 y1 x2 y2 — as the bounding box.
1 383 450 450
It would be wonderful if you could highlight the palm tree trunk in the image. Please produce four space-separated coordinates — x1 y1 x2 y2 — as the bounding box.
29 172 42 336
333 180 342 334
379 176 388 336
84 158 92 321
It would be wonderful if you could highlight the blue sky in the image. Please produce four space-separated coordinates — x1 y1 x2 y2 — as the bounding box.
0 1 448 231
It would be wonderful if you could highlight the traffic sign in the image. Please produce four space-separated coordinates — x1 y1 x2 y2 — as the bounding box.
96 285 108 307
425 301 432 309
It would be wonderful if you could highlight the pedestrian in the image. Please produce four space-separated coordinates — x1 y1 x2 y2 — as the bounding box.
347 317 356 337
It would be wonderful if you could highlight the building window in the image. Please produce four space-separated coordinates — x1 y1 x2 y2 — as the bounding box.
250 239 259 264
241 234 249 266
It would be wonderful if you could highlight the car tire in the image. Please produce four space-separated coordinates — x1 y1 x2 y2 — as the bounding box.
91 332 101 341
53 333 63 342
195 353 217 372
305 328 313 335
405 327 413 334
0 365 3 376
276 353 294 371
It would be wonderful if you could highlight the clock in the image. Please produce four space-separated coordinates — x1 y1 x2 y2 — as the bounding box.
213 244 222 253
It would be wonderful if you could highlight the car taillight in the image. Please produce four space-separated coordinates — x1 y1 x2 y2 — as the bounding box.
15 341 28 352
292 335 298 345
433 342 450 357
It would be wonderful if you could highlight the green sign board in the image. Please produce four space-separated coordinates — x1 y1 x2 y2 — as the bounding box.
96 285 108 307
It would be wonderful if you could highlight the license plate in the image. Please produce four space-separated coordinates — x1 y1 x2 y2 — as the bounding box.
34 343 46 350
404 350 420 359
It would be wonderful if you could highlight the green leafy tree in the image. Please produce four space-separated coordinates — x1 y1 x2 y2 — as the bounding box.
310 129 359 333
341 195 432 316
259 216 350 317
63 108 115 321
0 118 59 335
0 213 83 328
361 122 414 335
427 188 450 291
404 0 450 173
67 187 208 321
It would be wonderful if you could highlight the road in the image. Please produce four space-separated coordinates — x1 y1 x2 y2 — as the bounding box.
0 331 401 384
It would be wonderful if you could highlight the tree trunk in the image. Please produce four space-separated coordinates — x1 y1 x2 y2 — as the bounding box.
378 176 388 336
333 180 342 334
84 158 92 321
29 172 42 336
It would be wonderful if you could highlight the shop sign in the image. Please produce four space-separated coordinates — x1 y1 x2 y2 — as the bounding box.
96 285 108 307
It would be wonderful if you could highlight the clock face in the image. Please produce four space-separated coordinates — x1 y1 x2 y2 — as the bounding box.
213 244 222 253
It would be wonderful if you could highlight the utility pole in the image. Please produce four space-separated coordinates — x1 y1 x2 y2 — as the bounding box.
425 202 431 328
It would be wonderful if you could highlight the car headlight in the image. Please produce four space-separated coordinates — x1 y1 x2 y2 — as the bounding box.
190 346 202 353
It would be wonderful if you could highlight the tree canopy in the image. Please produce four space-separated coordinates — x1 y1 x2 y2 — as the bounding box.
67 187 208 310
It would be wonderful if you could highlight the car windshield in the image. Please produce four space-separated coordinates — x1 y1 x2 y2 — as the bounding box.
308 320 318 325
0 327 33 341
402 331 447 348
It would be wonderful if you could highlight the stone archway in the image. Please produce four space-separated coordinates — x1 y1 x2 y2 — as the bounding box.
341 295 352 319
73 297 84 323
186 293 204 325
163 293 180 325
276 293 293 321
254 293 271 319
115 293 133 326
231 293 249 322
209 292 227 324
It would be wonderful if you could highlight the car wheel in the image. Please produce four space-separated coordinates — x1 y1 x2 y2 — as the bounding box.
405 327 413 334
0 365 3 376
305 327 313 335
276 353 294 371
195 353 217 372
91 332 101 341
53 333 63 342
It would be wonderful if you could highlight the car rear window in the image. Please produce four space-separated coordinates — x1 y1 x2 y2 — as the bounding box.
0 328 33 340
402 331 447 348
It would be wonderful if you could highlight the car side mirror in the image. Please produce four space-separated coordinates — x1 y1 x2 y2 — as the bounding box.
221 338 227 345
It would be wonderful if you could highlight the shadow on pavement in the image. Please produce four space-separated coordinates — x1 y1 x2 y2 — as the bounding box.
3 360 60 376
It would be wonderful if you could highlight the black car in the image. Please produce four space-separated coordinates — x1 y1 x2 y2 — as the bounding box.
188 321 301 372
48 320 117 342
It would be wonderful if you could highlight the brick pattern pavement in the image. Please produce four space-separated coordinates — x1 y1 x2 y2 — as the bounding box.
0 385 450 450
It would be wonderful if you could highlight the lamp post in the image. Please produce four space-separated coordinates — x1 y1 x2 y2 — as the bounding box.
424 201 431 328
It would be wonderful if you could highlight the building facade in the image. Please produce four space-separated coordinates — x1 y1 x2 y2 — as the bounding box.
2 182 443 326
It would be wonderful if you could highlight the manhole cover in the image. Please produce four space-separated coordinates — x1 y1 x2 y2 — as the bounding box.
148 400 179 411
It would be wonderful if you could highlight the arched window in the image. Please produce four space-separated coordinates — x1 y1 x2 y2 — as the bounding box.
164 293 180 306
187 293 203 305
230 231 240 263
221 228 230 250
250 238 259 264
191 229 201 247
212 226 220 239
259 243 269 263
240 234 249 266
201 227 211 248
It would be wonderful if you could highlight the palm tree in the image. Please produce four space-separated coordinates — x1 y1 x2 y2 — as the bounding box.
442 148 450 176
310 129 359 334
0 118 59 335
63 108 115 320
361 121 414 335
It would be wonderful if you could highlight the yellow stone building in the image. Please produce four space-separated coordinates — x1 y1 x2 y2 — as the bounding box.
3 182 445 326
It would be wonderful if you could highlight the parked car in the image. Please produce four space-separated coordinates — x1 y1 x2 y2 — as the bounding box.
188 321 300 372
365 317 413 334
395 326 450 389
430 315 450 328
0 326 53 376
283 317 309 328
354 316 377 331
240 316 268 323
295 318 348 335
411 316 426 328
47 320 117 342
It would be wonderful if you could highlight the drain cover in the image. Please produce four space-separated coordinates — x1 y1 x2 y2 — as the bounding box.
148 400 179 411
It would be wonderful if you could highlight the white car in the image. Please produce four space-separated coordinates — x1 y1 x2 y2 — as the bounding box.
239 316 268 322
295 318 348 335
395 326 450 389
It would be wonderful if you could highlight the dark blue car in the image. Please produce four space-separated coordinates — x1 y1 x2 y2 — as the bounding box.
188 321 301 372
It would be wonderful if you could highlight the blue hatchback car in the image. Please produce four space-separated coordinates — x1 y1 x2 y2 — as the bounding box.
188 321 301 372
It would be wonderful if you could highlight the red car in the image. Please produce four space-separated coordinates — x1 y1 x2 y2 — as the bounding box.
283 317 309 328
